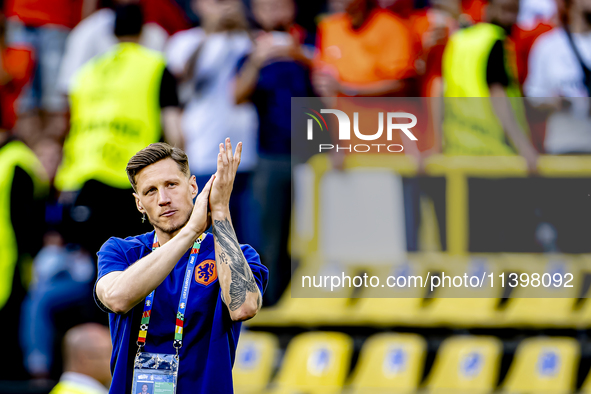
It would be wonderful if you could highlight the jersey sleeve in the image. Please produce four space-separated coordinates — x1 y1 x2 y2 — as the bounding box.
94 237 132 313
240 244 268 295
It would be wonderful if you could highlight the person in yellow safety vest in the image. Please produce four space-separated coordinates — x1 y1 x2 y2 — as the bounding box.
48 324 112 394
54 4 184 255
0 133 48 381
441 0 538 172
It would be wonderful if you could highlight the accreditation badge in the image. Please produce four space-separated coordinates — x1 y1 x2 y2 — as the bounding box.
132 352 179 394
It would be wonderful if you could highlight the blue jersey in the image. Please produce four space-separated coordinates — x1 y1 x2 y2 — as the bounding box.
95 231 268 394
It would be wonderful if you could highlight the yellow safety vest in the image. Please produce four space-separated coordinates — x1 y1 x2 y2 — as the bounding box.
442 23 527 155
0 140 48 310
55 42 166 192
49 381 106 394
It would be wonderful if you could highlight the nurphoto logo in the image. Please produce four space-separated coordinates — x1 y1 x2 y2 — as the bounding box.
304 107 418 153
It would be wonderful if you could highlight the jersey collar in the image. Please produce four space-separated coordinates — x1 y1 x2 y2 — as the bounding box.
141 230 214 257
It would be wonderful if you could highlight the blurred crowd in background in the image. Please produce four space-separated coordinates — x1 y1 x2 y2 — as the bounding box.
1 0 591 391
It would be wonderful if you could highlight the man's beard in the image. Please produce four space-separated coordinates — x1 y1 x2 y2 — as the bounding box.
149 210 191 235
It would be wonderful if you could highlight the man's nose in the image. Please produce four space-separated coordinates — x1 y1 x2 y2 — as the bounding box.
158 189 172 206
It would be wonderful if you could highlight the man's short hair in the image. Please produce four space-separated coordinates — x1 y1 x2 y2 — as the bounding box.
126 143 190 192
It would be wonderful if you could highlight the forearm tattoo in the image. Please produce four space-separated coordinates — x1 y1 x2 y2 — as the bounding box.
213 218 259 311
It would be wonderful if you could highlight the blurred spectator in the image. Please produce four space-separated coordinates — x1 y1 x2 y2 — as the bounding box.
33 137 62 182
3 0 93 145
327 0 348 13
313 0 422 152
409 0 460 97
141 0 192 36
235 0 315 305
524 0 591 154
512 20 554 86
48 324 111 394
313 0 418 98
54 4 183 256
0 13 34 132
0 132 48 380
56 0 171 95
517 0 557 28
441 0 538 171
250 0 311 46
314 0 430 252
461 0 486 24
20 232 95 379
378 0 415 19
165 0 258 246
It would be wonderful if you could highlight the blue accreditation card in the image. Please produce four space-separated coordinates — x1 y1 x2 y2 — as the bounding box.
132 352 178 394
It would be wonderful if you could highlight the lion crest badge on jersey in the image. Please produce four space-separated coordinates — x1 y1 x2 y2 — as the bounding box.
195 260 217 286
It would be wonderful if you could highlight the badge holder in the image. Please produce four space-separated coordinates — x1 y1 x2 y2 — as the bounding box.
131 233 205 394
132 347 179 394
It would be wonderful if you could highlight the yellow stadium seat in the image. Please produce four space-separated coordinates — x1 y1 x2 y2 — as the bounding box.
247 255 354 327
424 335 502 394
501 337 579 394
233 331 278 394
349 257 429 326
347 333 427 394
420 254 504 327
567 255 591 329
497 255 580 328
578 363 591 393
271 332 353 394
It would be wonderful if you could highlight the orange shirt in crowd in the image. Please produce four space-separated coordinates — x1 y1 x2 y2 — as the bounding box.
5 0 83 28
0 45 34 129
316 8 419 85
315 9 426 150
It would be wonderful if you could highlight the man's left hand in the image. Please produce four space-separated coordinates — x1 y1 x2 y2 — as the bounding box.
210 138 242 213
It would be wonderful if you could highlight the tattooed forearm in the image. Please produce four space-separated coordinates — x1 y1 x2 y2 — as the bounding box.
219 251 229 264
213 218 259 311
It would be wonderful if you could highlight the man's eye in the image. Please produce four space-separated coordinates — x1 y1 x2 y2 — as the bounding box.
168 183 176 187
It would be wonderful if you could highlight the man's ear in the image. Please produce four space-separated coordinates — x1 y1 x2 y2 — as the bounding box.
189 175 198 198
133 193 144 213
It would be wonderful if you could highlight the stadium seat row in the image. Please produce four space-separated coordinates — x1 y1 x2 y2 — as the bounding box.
250 253 591 328
234 331 584 394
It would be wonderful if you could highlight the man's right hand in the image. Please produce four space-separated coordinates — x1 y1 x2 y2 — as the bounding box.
185 175 214 238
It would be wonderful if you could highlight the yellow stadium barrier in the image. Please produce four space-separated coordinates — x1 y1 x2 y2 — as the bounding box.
495 254 581 328
297 153 591 258
270 331 353 394
233 331 279 394
347 333 426 394
424 335 502 394
425 155 591 256
501 337 579 394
